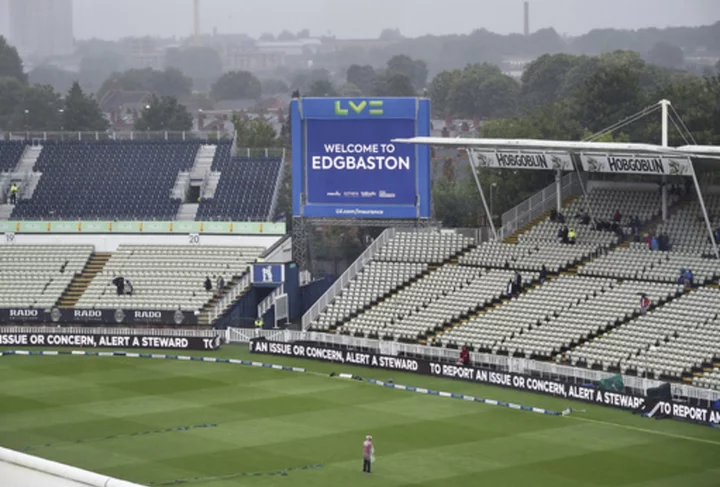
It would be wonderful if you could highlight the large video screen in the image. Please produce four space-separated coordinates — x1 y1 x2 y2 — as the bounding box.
291 97 430 219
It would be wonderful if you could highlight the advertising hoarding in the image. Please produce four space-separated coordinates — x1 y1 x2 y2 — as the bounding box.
580 154 693 176
471 150 574 171
0 331 220 350
249 340 720 426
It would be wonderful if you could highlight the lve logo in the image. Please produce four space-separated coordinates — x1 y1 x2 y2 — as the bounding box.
334 100 384 116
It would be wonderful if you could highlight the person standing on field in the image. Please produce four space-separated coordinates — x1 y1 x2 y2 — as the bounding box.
363 435 374 474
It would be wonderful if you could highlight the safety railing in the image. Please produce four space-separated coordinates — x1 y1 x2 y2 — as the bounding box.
300 227 396 330
266 153 286 221
3 130 232 142
257 284 284 318
499 172 582 240
227 328 720 405
0 326 222 337
208 269 251 324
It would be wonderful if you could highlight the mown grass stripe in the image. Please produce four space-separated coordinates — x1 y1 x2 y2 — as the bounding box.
22 424 217 452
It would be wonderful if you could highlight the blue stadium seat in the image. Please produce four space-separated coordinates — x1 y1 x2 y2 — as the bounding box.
0 140 27 172
11 140 200 221
196 149 281 222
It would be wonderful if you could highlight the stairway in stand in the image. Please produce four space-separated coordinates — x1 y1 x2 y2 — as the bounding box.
197 277 242 326
56 252 112 308
503 195 580 244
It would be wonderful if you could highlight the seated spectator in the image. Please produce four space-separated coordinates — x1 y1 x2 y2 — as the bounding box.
614 209 621 222
639 294 650 314
513 271 522 290
124 279 134 296
112 276 125 296
204 276 212 292
677 268 687 285
567 228 577 245
557 212 565 223
539 265 548 284
576 209 590 225
550 208 558 222
658 233 670 251
650 235 659 251
457 346 470 366
685 268 694 287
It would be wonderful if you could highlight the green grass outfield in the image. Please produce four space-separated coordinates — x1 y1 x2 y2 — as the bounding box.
0 345 719 487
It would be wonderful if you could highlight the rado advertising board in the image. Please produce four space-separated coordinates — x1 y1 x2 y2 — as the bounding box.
0 308 198 326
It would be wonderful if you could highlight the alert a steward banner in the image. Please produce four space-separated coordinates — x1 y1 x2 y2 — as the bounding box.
249 340 720 426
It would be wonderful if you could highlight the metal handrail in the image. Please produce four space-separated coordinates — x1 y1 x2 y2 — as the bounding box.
300 227 396 330
208 268 251 324
257 284 284 318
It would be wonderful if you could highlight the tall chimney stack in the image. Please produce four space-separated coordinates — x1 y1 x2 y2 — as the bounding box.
194 0 200 44
524 1 530 36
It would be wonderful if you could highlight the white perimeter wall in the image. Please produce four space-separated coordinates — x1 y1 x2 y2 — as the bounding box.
0 446 144 487
0 234 284 252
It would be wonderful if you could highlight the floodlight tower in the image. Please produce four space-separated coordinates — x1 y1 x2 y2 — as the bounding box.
194 0 200 44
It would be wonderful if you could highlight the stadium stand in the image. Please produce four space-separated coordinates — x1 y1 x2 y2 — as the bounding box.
442 275 612 351
339 267 538 340
694 367 720 391
196 153 282 221
517 187 678 250
500 280 680 358
0 245 93 308
11 140 199 220
374 232 473 264
655 195 720 255
581 244 720 283
75 245 263 311
567 287 720 378
0 140 26 172
312 261 429 331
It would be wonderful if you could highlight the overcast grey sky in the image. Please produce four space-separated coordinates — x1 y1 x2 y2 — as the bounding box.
72 0 720 40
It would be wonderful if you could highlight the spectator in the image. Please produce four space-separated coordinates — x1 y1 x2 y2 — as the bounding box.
561 225 569 244
557 226 565 244
677 268 687 285
539 265 548 284
650 235 659 251
557 212 565 224
567 227 577 245
645 234 653 250
216 275 225 295
550 208 558 222
204 276 212 292
457 346 470 366
506 279 514 299
614 210 621 223
513 271 522 289
658 233 670 251
576 209 590 225
685 269 694 287
639 294 650 314
112 276 125 296
124 279 134 296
